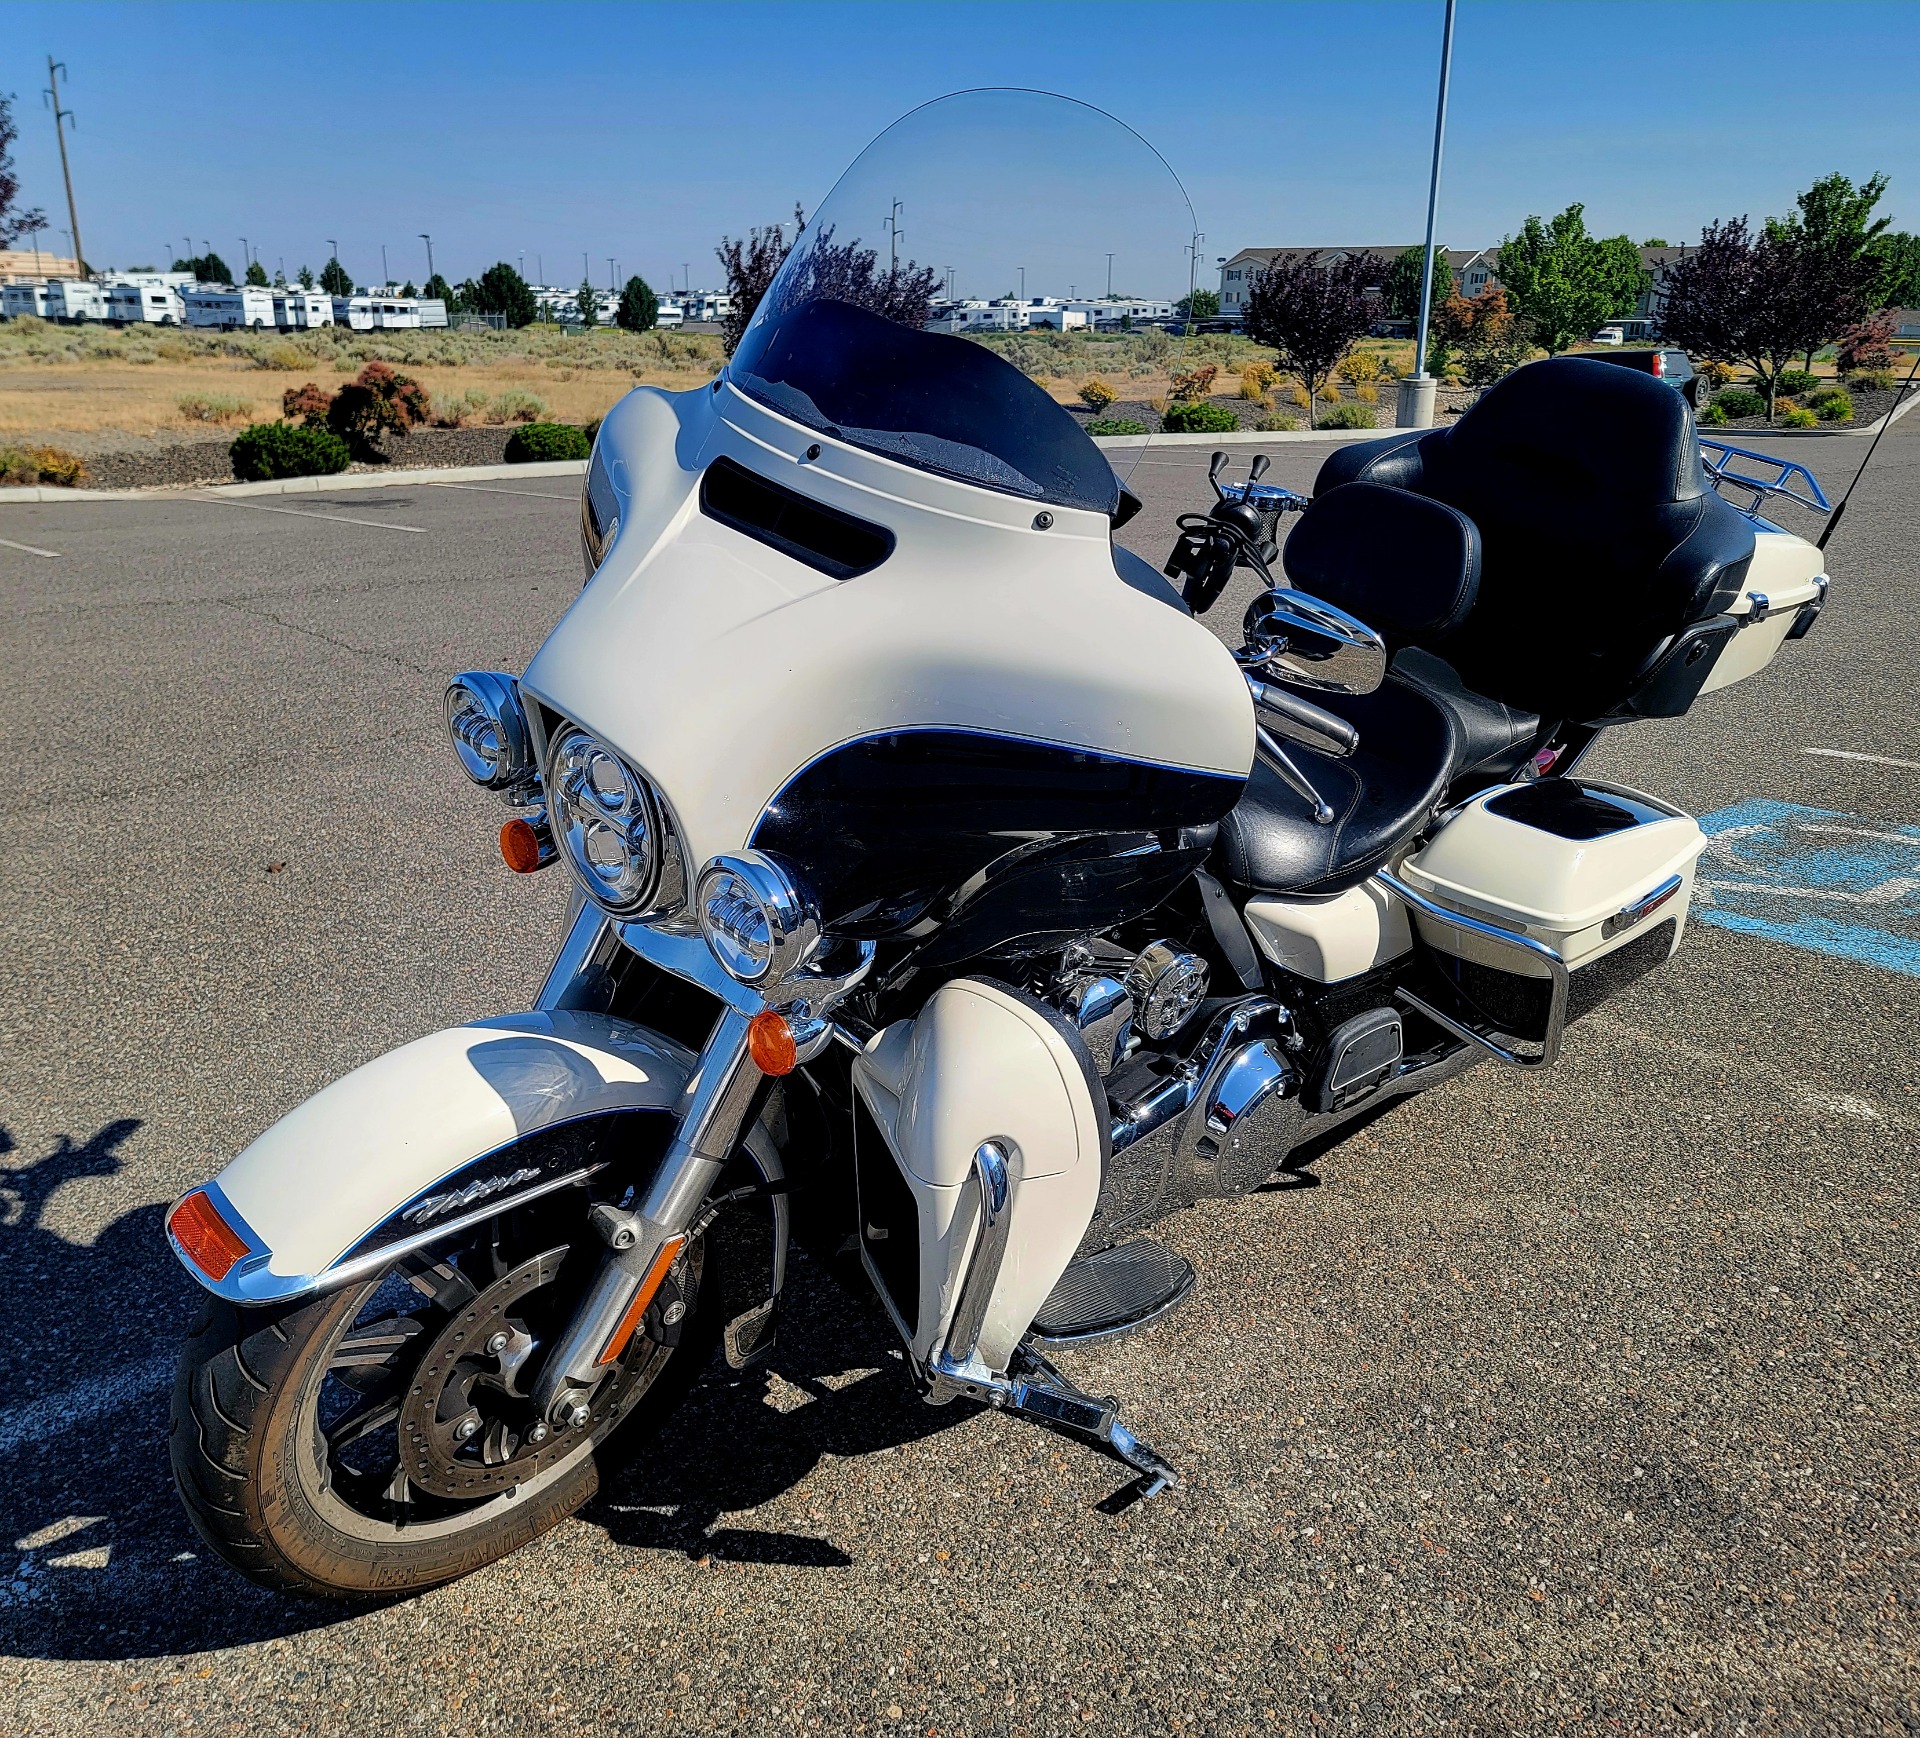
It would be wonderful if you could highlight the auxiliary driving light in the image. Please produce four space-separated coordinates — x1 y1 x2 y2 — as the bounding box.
695 851 821 985
445 671 536 794
547 727 660 913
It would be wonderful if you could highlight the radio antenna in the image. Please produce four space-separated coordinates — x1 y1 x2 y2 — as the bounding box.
1818 346 1920 553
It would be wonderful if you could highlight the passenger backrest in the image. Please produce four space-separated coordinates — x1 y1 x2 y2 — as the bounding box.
1309 358 1756 724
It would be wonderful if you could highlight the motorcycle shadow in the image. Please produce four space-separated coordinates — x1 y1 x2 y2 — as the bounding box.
0 1118 341 1660
585 1246 973 1570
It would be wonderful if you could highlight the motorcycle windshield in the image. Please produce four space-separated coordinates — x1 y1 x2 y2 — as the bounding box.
729 88 1196 515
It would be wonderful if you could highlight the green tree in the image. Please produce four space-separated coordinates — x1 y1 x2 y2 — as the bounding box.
1766 172 1893 364
174 251 234 285
297 264 314 289
271 267 287 288
1496 205 1649 354
469 261 538 328
616 273 659 332
319 256 353 297
422 271 454 309
1640 237 1670 248
1873 232 1920 310
1174 288 1220 321
1381 244 1451 325
575 277 599 328
244 259 268 287
400 279 416 297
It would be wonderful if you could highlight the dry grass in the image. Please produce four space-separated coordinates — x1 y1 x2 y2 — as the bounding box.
0 320 724 438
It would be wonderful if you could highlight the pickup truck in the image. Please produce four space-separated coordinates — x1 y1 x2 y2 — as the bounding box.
1575 346 1701 406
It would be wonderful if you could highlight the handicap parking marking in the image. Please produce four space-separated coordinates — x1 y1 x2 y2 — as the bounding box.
1697 798 1920 977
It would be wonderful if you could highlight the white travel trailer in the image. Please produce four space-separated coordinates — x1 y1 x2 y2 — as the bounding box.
655 299 685 329
184 285 276 329
274 290 335 330
417 298 448 329
46 279 109 322
373 298 422 330
2 282 52 319
682 291 733 323
332 296 376 331
107 282 185 324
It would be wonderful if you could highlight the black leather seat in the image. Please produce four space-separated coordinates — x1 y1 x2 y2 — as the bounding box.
1392 647 1540 780
1214 674 1457 896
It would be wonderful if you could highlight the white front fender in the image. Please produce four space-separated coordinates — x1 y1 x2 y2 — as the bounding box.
171 1011 699 1302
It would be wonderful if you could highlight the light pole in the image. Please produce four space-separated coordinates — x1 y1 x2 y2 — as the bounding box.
608 257 616 292
381 242 389 287
239 237 250 273
1106 252 1114 299
1018 265 1025 301
1398 0 1457 430
420 233 434 283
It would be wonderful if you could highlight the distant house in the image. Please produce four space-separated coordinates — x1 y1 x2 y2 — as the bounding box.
0 248 81 285
1891 308 1920 342
1216 245 1499 322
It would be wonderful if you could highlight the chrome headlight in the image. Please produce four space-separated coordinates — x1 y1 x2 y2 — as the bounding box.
445 671 535 794
696 851 820 986
547 727 659 913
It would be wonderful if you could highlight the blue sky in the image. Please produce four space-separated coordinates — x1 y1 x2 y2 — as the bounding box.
3 1 1916 292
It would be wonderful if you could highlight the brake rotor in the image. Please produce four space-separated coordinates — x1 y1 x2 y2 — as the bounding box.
397 1241 699 1500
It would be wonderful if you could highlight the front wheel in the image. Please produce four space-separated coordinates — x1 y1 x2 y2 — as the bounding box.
169 1192 713 1599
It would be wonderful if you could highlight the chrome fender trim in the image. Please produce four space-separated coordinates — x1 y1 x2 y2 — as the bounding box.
169 1011 701 1304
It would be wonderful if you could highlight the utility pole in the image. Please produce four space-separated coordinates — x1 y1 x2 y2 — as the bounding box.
885 199 903 273
239 237 250 280
1106 252 1115 299
1018 265 1025 301
608 257 616 292
1186 231 1203 333
43 59 83 272
420 233 434 282
381 242 389 287
1399 0 1457 430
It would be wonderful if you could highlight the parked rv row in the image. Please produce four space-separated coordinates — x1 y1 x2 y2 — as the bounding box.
1 273 449 331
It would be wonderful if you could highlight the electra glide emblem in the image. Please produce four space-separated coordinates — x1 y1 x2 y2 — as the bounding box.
400 1167 541 1226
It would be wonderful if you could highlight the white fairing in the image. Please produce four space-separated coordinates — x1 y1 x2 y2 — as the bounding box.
204 1012 695 1297
520 382 1253 872
852 979 1104 1373
1244 880 1413 983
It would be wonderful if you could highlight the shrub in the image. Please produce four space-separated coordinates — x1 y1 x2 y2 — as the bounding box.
1317 401 1377 429
327 361 432 454
487 388 548 424
1285 382 1311 409
1161 400 1239 433
1083 417 1149 436
433 387 492 429
1697 359 1736 389
504 422 592 463
1338 351 1382 385
230 421 352 481
1317 381 1342 402
1237 374 1267 402
1712 388 1767 419
257 342 310 371
1814 390 1853 422
1078 377 1117 411
1354 383 1378 403
1781 406 1818 429
1776 369 1819 397
1698 401 1730 426
283 381 335 425
178 393 253 424
0 444 88 487
1167 364 1219 402
1253 412 1300 432
1844 368 1895 392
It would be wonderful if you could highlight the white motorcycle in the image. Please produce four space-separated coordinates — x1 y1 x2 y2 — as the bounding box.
164 91 1833 1598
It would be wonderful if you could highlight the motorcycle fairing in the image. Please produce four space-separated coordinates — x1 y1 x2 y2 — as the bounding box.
520 380 1255 884
170 1012 701 1303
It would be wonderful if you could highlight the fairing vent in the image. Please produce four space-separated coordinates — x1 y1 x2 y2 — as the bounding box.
700 455 895 581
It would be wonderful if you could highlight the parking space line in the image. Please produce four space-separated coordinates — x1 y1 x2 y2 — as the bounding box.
426 481 576 501
1805 747 1920 770
0 535 60 558
195 497 427 534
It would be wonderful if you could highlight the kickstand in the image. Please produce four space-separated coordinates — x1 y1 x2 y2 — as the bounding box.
1005 1343 1180 1508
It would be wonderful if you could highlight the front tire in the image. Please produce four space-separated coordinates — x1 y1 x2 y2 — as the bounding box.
169 1203 713 1599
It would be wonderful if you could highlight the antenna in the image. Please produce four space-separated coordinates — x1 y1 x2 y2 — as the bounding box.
1818 346 1920 553
43 58 84 273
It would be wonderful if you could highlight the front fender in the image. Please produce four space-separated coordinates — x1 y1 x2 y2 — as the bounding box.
171 1011 698 1303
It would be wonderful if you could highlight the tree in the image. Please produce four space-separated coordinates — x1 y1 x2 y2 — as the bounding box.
717 203 805 354
319 257 353 297
422 271 454 308
1835 309 1898 376
1496 205 1649 354
616 273 659 332
400 280 415 297
1658 215 1864 421
271 267 287 288
1871 232 1920 310
1174 288 1220 321
244 260 268 287
1766 172 1892 365
1242 253 1379 428
468 261 537 328
0 91 47 246
297 264 315 289
575 277 599 328
174 251 234 285
1381 243 1451 325
1640 237 1670 248
1431 285 1533 394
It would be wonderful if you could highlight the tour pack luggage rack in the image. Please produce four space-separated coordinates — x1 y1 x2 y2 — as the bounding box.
1697 438 1833 522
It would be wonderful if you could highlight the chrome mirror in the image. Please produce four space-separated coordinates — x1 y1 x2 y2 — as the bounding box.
1241 587 1387 695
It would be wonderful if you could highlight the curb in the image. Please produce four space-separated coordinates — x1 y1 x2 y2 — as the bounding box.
1092 428 1397 449
0 459 588 505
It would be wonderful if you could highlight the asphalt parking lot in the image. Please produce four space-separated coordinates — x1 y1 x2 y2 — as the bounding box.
0 417 1916 1735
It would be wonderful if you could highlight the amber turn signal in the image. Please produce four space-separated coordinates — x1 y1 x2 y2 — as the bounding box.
168 1189 252 1282
595 1234 688 1367
747 1009 799 1076
499 815 555 874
